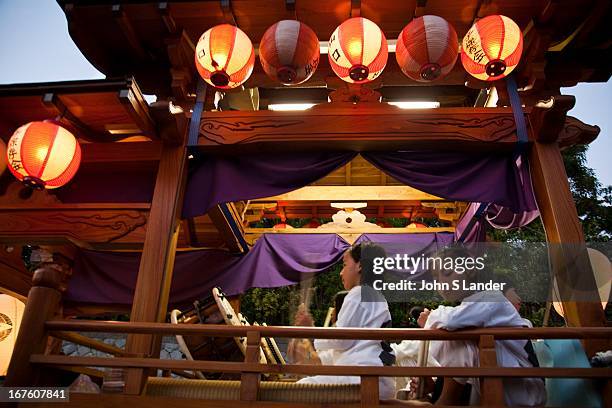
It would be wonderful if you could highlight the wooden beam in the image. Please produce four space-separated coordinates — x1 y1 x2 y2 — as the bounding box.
42 93 120 142
196 106 533 153
207 203 247 253
529 141 608 356
124 140 188 393
252 186 443 202
245 227 454 245
111 4 147 59
81 141 162 164
118 84 157 138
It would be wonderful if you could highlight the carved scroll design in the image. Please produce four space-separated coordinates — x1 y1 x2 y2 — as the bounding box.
198 112 519 146
200 119 304 144
558 116 600 149
0 210 148 244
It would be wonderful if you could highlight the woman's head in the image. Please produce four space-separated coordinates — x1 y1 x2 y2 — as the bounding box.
340 242 386 290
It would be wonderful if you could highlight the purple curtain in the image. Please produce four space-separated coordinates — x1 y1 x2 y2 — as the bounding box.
182 151 538 219
182 152 357 218
454 156 540 242
65 232 453 308
362 151 538 213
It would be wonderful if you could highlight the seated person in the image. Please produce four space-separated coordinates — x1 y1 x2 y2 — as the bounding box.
416 248 546 406
293 242 396 400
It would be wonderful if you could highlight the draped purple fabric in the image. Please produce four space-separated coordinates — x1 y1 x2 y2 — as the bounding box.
182 152 357 218
362 151 538 213
454 156 540 242
65 232 453 307
182 151 538 219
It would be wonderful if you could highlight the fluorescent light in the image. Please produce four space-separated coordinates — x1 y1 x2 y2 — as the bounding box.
331 202 367 209
388 101 440 109
268 103 316 111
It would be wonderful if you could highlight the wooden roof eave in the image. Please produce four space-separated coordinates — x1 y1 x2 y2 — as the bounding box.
0 77 161 142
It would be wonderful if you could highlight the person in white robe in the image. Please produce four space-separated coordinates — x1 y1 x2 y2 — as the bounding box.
416 247 546 406
295 243 396 400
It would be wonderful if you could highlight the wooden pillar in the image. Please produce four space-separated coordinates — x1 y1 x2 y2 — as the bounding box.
124 141 188 394
529 141 607 356
240 330 261 401
478 335 505 406
5 265 63 386
360 375 380 407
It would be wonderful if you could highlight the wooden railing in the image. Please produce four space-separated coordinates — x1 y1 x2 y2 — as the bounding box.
25 320 612 407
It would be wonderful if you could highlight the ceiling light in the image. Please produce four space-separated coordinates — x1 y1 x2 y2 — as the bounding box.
388 101 440 109
268 103 316 111
331 202 367 209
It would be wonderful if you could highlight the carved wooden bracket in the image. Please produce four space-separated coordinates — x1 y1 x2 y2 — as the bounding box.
558 116 600 149
532 95 576 143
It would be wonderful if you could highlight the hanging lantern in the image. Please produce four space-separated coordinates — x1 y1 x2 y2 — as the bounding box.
6 121 81 189
259 20 320 85
195 24 255 89
396 15 458 82
328 17 388 83
461 15 523 81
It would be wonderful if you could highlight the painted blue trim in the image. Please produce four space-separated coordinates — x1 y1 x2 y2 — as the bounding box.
219 202 250 253
188 78 207 147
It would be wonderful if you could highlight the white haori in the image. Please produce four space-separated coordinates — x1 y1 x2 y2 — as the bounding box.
425 290 546 407
297 285 395 400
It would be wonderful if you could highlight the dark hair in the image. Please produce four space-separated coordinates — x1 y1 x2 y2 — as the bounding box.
349 242 386 286
333 290 349 314
349 242 386 263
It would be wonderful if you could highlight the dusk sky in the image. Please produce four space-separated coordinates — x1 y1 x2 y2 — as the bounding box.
1 0 610 187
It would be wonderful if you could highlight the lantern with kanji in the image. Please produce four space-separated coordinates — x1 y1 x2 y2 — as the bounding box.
461 15 523 81
328 17 388 83
195 24 255 89
396 15 458 82
259 20 320 85
6 121 81 189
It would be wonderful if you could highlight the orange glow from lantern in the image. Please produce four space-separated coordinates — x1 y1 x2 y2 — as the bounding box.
328 17 388 83
195 24 255 89
6 121 81 189
461 15 523 81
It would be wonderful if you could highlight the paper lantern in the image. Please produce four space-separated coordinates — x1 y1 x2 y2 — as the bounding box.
461 15 523 81
195 24 255 89
0 294 25 376
328 17 388 83
259 20 320 85
396 15 458 82
7 121 81 189
553 248 611 318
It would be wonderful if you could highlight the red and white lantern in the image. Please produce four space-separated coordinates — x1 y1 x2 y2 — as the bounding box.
461 15 523 81
259 20 320 85
195 24 255 89
6 121 81 189
396 15 458 82
328 17 388 83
